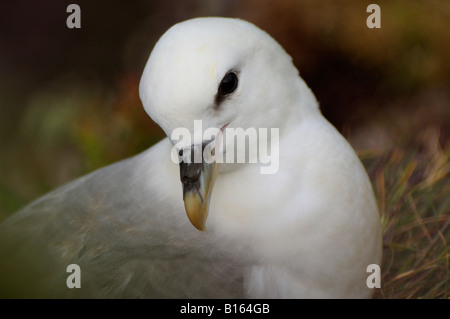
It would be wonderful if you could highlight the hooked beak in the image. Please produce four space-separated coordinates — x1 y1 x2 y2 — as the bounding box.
180 157 220 231
179 126 226 231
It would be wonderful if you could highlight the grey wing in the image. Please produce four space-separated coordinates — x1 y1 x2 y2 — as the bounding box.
0 151 248 298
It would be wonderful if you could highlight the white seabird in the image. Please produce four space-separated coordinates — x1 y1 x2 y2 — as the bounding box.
0 17 382 298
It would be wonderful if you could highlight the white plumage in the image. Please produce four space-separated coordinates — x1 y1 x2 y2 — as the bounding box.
0 17 381 298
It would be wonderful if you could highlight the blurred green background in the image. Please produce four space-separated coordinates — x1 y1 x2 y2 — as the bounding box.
0 0 448 218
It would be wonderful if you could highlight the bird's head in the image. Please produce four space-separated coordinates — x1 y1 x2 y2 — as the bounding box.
139 17 317 230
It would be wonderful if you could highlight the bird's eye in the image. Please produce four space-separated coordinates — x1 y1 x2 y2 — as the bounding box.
218 72 238 96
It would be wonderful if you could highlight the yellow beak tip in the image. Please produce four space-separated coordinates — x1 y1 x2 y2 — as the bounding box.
184 192 207 231
195 224 206 232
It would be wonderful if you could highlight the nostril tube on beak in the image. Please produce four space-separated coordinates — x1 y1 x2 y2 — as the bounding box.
179 161 203 197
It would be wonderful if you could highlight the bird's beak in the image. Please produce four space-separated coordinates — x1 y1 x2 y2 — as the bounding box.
179 144 221 231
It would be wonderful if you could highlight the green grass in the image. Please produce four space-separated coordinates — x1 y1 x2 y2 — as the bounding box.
360 128 450 298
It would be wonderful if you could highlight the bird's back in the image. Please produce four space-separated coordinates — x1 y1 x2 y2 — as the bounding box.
0 139 248 298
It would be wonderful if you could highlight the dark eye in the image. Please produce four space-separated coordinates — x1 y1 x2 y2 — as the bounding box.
218 72 238 96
